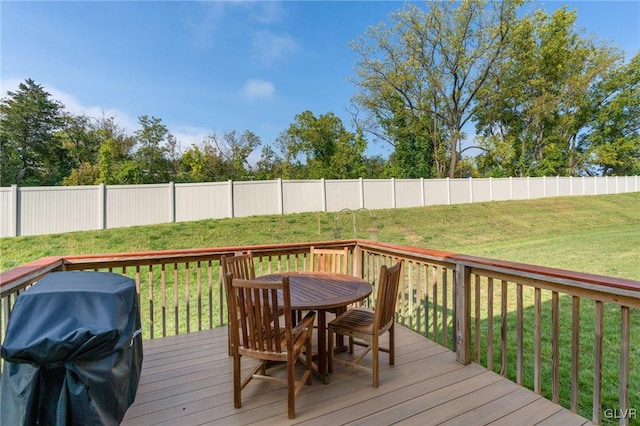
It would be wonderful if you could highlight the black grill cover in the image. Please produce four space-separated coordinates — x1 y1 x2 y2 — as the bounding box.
1 271 143 425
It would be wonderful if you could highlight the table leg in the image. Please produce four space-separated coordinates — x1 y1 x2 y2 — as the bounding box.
316 310 330 383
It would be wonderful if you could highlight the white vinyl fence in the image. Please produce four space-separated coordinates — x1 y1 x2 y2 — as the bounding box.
1 176 638 237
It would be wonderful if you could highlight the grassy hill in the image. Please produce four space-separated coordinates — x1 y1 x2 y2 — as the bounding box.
1 192 639 280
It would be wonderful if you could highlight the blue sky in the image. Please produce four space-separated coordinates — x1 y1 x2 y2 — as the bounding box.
2 1 639 160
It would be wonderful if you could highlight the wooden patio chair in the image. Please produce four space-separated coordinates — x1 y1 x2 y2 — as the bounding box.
309 246 350 274
327 260 403 388
221 251 255 355
225 274 316 419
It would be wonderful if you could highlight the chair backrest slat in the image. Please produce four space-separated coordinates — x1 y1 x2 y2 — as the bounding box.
228 275 293 355
221 251 255 281
309 247 349 274
374 261 403 332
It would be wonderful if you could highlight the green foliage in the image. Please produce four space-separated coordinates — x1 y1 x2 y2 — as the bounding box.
177 130 261 182
351 0 524 178
587 53 640 175
134 115 174 183
474 7 625 177
0 78 66 185
276 110 367 179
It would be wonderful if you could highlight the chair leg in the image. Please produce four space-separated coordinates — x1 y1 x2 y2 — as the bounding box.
233 353 242 408
287 358 295 419
306 330 313 385
372 336 379 388
389 323 395 365
328 326 334 373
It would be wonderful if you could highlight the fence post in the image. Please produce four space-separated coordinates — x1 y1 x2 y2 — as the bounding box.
447 177 451 205
469 177 473 203
98 183 106 230
455 263 471 365
420 177 425 206
277 178 284 214
510 177 513 199
321 178 327 212
489 177 493 201
569 176 573 196
169 181 176 223
228 180 234 218
359 177 365 209
10 184 18 237
391 177 396 208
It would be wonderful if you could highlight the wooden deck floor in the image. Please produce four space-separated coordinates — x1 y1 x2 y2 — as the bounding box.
122 326 593 426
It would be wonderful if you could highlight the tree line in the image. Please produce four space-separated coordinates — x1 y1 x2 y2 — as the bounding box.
1 1 638 187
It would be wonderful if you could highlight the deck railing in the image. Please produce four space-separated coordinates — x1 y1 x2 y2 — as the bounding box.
1 240 638 425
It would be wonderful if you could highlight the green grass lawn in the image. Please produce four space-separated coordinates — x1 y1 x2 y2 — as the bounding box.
2 192 638 280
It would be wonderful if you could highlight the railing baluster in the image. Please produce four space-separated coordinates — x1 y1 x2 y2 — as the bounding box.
196 261 202 332
442 268 448 348
534 287 542 394
551 291 560 403
173 263 179 335
149 265 154 339
620 306 630 426
488 277 494 371
408 260 414 330
593 300 603 424
432 265 438 342
501 280 507 377
423 263 429 337
161 264 167 337
185 262 191 334
517 283 523 385
474 274 481 363
399 257 406 326
207 260 213 329
571 295 580 412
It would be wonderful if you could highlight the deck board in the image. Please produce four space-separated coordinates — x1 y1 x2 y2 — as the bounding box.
122 326 593 425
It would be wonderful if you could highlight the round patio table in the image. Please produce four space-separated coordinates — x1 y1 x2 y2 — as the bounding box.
258 272 372 383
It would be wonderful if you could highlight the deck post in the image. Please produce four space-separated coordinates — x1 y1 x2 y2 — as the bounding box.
352 244 363 278
455 263 471 365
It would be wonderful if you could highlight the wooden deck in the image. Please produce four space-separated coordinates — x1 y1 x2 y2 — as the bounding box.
122 326 593 426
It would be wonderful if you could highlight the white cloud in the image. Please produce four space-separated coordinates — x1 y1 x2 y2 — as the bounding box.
253 31 299 64
1 78 138 132
251 2 286 24
185 2 228 49
242 79 275 99
172 126 211 149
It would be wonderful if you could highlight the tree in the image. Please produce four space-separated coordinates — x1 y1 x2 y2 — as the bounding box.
351 0 523 177
214 130 261 180
176 130 260 182
0 78 66 185
474 7 623 176
587 53 640 175
253 145 283 180
277 111 367 179
133 115 174 183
